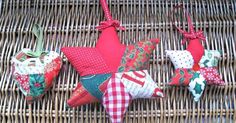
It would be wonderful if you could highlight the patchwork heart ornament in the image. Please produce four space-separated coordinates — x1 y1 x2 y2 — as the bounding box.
62 0 164 122
166 11 224 101
11 24 62 103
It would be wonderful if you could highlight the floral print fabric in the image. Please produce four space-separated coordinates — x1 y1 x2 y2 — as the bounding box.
168 69 194 86
29 74 46 97
199 50 222 67
118 40 158 72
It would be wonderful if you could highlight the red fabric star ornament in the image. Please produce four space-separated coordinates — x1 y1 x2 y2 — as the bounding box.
166 11 224 101
62 0 164 122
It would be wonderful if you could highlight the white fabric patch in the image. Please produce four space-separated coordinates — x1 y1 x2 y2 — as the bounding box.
188 72 206 102
12 48 60 74
199 50 222 67
44 51 60 64
166 50 194 69
12 57 45 74
115 70 161 99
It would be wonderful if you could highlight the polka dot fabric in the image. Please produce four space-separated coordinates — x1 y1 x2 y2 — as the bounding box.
200 67 224 85
166 50 194 69
61 47 112 76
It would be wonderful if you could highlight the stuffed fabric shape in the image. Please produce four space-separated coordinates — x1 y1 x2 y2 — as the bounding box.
65 39 163 107
62 0 164 122
167 51 224 102
166 50 194 69
167 50 224 86
167 12 224 101
118 40 157 72
103 70 163 123
11 25 62 103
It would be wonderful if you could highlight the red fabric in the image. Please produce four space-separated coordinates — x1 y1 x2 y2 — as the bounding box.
61 47 112 76
168 68 194 86
62 26 126 76
102 75 131 123
176 13 205 44
96 27 126 72
200 67 224 85
96 20 125 30
12 51 62 103
44 57 62 88
14 73 30 93
99 79 110 93
175 13 205 65
186 39 204 64
192 63 200 71
62 17 160 112
67 83 99 107
118 39 159 72
152 88 164 97
62 32 159 109
100 0 113 21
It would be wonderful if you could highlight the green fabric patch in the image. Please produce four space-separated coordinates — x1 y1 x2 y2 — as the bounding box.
194 83 203 94
80 74 111 100
29 74 46 97
188 72 206 102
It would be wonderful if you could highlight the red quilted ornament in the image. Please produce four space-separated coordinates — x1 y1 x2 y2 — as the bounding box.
62 0 164 122
167 8 224 101
12 25 62 103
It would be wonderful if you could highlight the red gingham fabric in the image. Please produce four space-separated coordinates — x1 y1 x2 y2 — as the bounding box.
103 74 131 123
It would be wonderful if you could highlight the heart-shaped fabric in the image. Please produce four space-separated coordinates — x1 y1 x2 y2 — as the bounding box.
12 48 62 102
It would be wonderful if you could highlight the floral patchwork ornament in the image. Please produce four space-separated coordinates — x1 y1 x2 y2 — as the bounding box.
166 11 224 101
61 0 164 122
12 24 62 103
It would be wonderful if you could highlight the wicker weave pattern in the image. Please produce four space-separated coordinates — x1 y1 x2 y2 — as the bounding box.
0 0 235 123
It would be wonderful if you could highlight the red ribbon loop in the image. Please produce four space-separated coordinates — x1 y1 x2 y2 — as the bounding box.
176 12 206 44
96 20 125 31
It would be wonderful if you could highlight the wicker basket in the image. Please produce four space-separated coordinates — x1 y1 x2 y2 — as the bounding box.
0 0 235 123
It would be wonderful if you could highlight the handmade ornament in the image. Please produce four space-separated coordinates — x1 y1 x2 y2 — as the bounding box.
12 24 62 103
166 11 224 101
61 0 163 122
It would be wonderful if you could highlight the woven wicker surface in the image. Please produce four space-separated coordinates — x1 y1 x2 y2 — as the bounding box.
0 0 235 123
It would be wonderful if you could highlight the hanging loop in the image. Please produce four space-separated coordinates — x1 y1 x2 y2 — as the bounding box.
97 0 125 30
169 5 206 44
26 24 45 57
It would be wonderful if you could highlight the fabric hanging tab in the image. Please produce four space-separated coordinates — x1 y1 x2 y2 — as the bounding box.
97 0 125 30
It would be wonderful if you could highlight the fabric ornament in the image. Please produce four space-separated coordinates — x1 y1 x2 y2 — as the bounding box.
61 0 164 122
12 24 62 103
166 12 224 101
